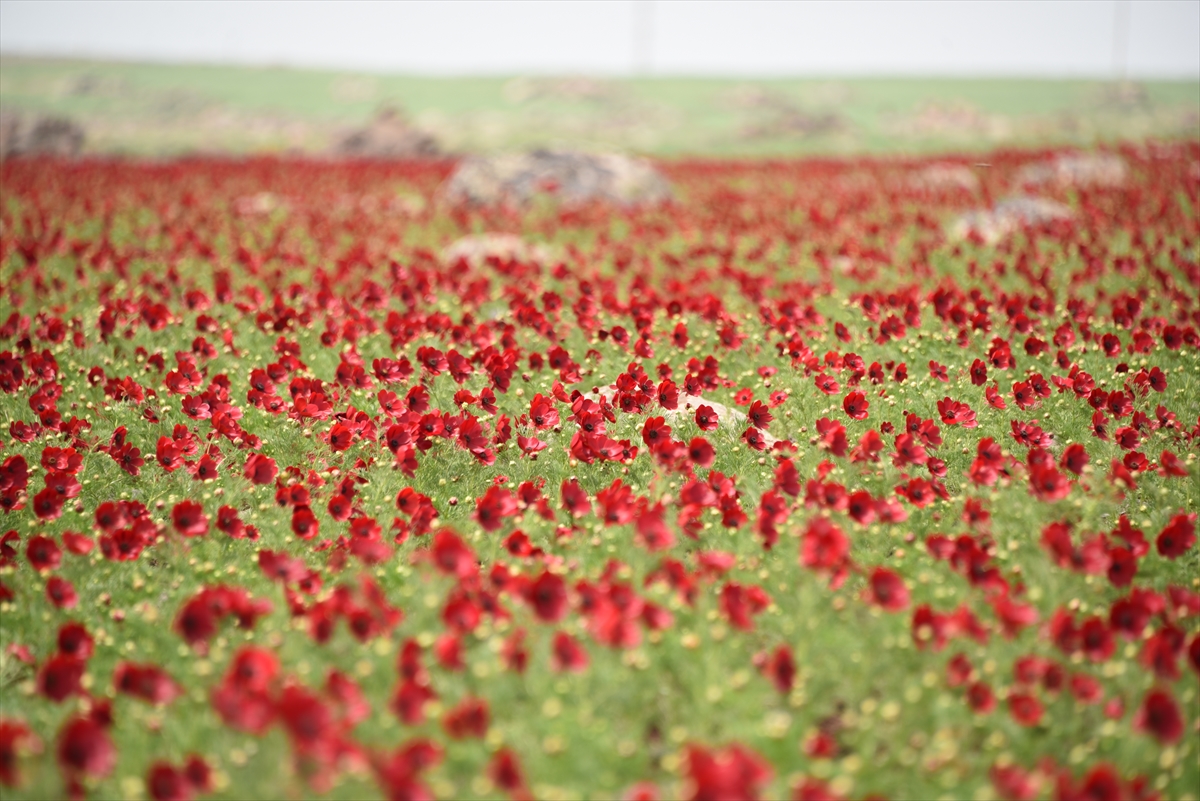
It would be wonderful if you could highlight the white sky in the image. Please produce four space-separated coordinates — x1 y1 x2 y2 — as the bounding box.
1 0 1198 78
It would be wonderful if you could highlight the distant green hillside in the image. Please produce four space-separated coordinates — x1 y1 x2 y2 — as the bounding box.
1 56 1197 156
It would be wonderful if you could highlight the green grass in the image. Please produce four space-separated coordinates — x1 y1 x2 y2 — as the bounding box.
1 55 1198 155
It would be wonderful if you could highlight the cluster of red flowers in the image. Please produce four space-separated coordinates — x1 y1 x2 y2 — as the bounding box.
0 143 1197 799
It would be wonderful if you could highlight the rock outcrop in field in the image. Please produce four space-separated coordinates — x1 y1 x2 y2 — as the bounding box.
906 162 980 193
441 233 558 268
1015 152 1127 188
440 150 673 207
330 108 441 158
0 113 86 159
950 196 1074 243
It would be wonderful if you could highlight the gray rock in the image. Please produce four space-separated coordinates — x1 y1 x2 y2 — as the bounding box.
950 196 1074 243
331 108 440 158
440 149 672 207
0 113 86 159
907 163 980 193
1015 152 1127 188
441 234 558 268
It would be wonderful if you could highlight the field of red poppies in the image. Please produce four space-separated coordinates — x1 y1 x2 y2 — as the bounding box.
0 143 1197 801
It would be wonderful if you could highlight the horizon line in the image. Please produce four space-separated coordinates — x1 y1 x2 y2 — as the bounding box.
3 50 1198 82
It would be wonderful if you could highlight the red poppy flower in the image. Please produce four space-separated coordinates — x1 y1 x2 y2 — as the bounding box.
243 453 278 485
487 748 531 799
114 662 181 705
653 379 679 411
966 680 996 713
56 716 115 779
0 719 38 788
641 416 672 448
946 653 974 687
384 419 417 455
1007 692 1043 726
814 373 840 395
56 622 94 660
517 434 547 457
814 417 847 457
551 631 590 673
1133 687 1183 743
416 346 448 376
841 490 874 526
328 422 354 452
1159 450 1189 477
442 696 489 739
1012 380 1039 410
25 535 61 571
31 488 64 521
37 655 85 703
1105 391 1132 418
1079 616 1115 662
937 396 977 427
679 436 714 469
803 730 839 761
759 645 795 694
45 576 77 609
1060 443 1088 474
155 436 185 472
210 680 275 734
174 585 269 648
528 393 560 429
1106 547 1138 587
694 405 719 431
1066 673 1103 705
475 485 518 532
527 570 568 622
391 679 436 725
1140 626 1185 680
631 501 672 552
741 426 769 451
223 647 278 696
327 492 354 522
276 683 334 755
1156 512 1196 559
291 505 319 540
991 595 1039 638
719 582 769 630
895 477 938 508
842 391 868 420
1029 463 1071 502
800 517 849 573
171 500 208 537
596 480 636 526
41 447 81 474
774 458 801 497
146 762 194 801
892 434 927 467
985 383 1007 409
393 487 428 518
430 530 477 578
866 567 909 611
190 454 219 481
684 743 772 801
216 505 245 538
989 763 1038 801
747 400 773 429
